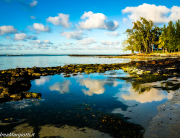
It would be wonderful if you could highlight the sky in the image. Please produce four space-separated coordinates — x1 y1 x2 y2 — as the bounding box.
0 0 180 55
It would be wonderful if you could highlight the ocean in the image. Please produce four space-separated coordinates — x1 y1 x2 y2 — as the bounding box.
0 55 131 70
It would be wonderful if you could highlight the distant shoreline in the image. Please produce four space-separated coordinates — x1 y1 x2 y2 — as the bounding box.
69 53 180 58
0 54 68 56
0 54 131 57
1 53 180 57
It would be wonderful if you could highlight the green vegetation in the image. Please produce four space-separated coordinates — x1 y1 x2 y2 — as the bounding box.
123 17 180 54
135 74 168 83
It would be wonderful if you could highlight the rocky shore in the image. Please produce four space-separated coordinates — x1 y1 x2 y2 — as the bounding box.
1 58 180 103
69 53 180 58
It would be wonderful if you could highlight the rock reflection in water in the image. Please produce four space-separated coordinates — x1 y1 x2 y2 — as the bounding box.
49 80 71 94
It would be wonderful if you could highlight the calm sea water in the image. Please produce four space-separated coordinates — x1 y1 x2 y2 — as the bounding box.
0 55 131 70
0 56 172 137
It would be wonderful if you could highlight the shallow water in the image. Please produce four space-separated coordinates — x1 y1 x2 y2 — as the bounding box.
0 55 131 70
0 70 173 137
0 56 174 137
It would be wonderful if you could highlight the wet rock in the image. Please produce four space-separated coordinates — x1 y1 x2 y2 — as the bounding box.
42 72 48 76
147 60 157 65
129 61 136 66
10 94 22 100
157 60 164 65
24 92 41 98
64 75 71 77
72 73 78 76
2 118 20 123
21 81 31 87
32 73 41 77
136 61 146 66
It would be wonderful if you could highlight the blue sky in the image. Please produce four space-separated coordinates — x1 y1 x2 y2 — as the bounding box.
0 0 180 54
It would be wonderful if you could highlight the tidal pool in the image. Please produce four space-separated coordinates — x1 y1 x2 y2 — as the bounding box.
0 69 173 137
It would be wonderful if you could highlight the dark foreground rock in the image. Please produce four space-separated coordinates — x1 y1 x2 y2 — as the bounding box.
131 58 180 74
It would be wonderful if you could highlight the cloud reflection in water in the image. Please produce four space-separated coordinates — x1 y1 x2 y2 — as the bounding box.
117 86 173 103
79 79 105 96
49 80 71 94
79 78 119 96
113 83 174 129
35 76 51 85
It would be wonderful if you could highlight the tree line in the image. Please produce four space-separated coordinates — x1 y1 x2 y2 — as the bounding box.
123 17 180 53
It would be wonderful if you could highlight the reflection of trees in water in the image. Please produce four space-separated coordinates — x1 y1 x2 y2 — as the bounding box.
131 81 151 94
119 81 173 103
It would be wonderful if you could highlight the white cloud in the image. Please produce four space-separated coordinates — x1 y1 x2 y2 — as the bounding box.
14 33 37 41
77 11 119 30
169 6 180 21
122 4 180 23
64 42 73 46
16 44 24 46
6 44 13 47
30 40 41 44
100 41 120 45
5 48 16 50
123 18 129 23
0 26 17 35
46 13 71 28
63 47 84 50
33 23 50 33
30 16 36 19
16 47 22 50
77 38 96 45
30 0 38 7
34 43 50 50
30 40 53 45
25 47 33 50
43 40 53 44
0 44 13 48
61 31 83 40
105 31 120 37
87 44 122 50
58 43 62 46
53 46 58 49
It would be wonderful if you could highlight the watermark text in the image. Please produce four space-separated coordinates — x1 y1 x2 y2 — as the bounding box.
0 132 35 138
